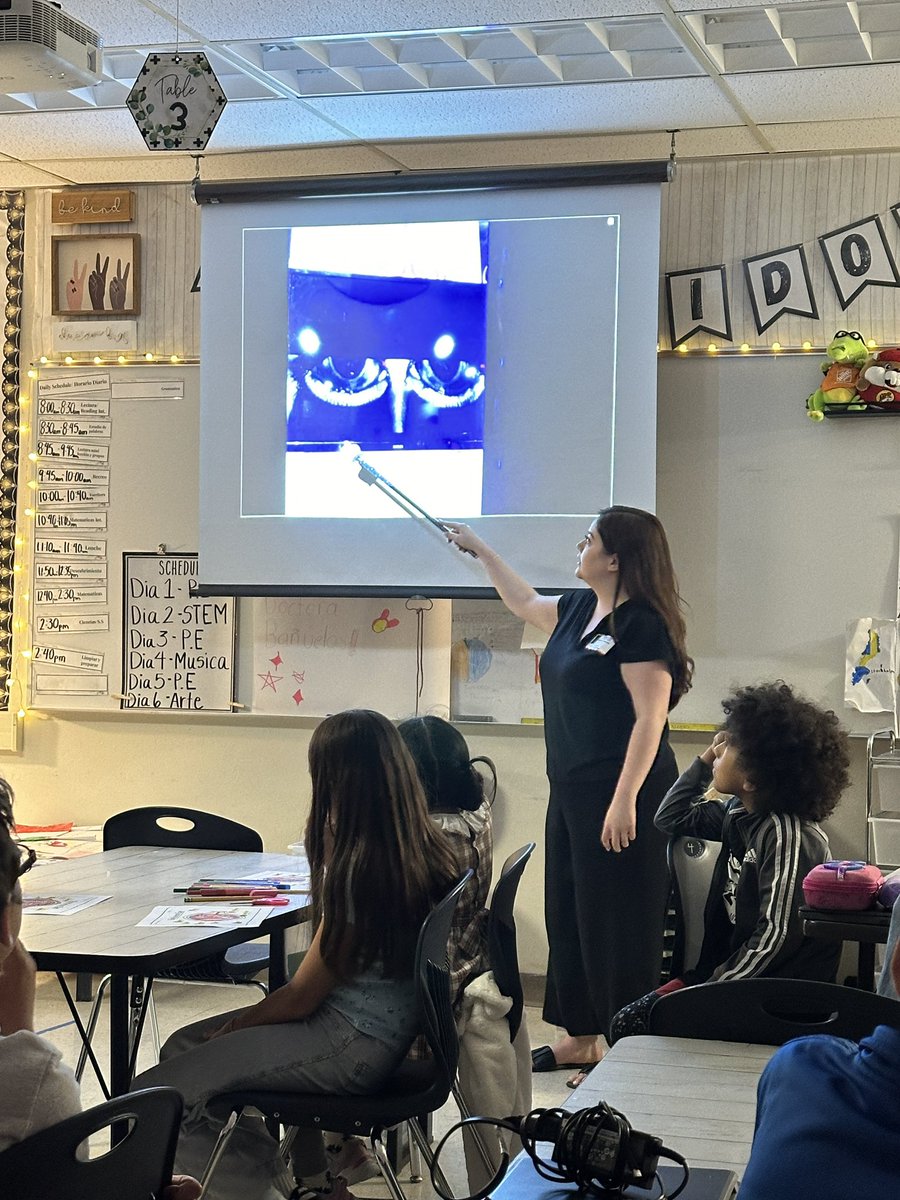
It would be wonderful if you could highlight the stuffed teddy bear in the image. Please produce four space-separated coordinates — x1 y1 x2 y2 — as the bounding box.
854 347 900 411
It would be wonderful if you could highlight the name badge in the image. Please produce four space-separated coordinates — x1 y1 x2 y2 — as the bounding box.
585 633 616 655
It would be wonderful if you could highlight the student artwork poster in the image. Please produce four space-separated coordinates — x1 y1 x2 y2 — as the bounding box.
250 595 452 717
451 601 544 725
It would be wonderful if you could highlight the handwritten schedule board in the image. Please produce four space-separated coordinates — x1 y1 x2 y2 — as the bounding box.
121 553 235 711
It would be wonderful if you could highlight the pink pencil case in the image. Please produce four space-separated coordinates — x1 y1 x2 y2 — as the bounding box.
802 860 883 911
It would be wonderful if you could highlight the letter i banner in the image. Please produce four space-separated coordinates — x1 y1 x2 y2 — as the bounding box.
742 244 819 335
665 265 731 348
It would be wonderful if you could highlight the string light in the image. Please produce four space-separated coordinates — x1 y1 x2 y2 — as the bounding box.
661 341 865 356
33 352 194 366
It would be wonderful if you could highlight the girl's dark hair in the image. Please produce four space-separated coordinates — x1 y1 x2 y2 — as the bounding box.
722 681 850 821
397 715 496 814
596 505 693 705
305 709 459 978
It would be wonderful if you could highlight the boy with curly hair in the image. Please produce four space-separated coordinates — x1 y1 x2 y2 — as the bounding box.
607 681 849 1042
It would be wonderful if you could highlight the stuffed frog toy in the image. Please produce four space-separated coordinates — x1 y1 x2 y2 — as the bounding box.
806 330 869 420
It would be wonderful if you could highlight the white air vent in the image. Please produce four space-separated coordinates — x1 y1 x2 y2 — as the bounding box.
0 0 101 92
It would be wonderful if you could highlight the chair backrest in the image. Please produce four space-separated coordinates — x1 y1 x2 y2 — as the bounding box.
488 842 536 1040
649 977 900 1045
418 870 474 1086
104 805 262 852
668 834 717 976
0 1087 182 1200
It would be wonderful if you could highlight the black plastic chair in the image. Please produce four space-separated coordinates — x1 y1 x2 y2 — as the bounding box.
648 976 900 1044
0 1086 182 1200
74 806 269 1082
487 841 536 1041
667 835 718 978
199 871 473 1200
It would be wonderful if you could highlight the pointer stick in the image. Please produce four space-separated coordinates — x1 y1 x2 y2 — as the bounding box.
354 456 477 554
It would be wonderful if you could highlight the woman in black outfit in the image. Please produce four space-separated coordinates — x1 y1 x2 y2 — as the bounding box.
445 507 692 1077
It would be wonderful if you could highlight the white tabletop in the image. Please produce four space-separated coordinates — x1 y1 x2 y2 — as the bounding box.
570 1035 777 1179
21 845 311 975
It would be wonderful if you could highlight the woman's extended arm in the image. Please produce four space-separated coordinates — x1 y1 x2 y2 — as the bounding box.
600 661 672 853
443 523 560 634
210 922 340 1037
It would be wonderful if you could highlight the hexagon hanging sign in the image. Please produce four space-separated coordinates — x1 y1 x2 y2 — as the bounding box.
127 51 226 151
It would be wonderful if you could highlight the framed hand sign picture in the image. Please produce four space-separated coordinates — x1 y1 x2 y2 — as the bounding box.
51 233 141 316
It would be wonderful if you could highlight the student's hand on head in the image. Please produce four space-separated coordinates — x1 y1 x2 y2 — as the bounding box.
0 939 37 1035
700 729 727 766
162 1175 202 1200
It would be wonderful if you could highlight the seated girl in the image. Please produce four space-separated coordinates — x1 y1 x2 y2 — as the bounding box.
0 782 199 1197
398 715 495 1006
136 709 458 1200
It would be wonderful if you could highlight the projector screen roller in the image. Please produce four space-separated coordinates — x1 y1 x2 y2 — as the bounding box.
198 179 663 596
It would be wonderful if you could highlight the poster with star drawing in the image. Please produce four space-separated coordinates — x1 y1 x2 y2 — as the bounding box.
248 596 451 717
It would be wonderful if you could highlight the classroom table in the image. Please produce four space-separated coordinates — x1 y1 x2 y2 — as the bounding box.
568 1035 776 1181
799 905 891 991
21 846 311 1098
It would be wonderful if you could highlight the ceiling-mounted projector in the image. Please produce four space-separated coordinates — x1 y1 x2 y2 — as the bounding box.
0 0 101 93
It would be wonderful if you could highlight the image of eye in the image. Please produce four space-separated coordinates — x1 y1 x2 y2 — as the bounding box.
406 358 485 408
304 356 389 407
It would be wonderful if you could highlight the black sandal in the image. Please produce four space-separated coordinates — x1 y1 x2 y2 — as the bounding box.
531 1044 565 1072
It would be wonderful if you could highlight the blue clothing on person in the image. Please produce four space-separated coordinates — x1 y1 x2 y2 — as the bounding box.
739 1023 900 1199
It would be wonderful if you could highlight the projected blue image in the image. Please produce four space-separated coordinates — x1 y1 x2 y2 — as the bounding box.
287 272 486 451
287 223 488 454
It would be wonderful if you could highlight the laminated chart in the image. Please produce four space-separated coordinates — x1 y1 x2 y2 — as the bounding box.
31 371 113 700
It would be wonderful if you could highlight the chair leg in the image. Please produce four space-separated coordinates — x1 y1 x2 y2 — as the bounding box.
149 992 161 1061
406 1122 423 1182
198 1110 240 1199
370 1132 412 1200
75 973 111 1082
407 1116 455 1199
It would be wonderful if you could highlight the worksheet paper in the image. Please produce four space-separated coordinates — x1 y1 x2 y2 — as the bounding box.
138 905 270 929
22 893 110 915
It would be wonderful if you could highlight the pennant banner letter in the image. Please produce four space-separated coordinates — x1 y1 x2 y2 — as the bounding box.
819 215 900 310
742 244 818 335
665 265 732 348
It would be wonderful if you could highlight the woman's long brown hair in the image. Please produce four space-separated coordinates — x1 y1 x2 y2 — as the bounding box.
305 709 459 978
596 506 693 705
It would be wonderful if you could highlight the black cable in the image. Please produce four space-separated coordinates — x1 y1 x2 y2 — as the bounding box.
429 1106 690 1200
657 1146 690 1199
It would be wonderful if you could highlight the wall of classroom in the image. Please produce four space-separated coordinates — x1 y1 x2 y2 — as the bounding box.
8 155 898 976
